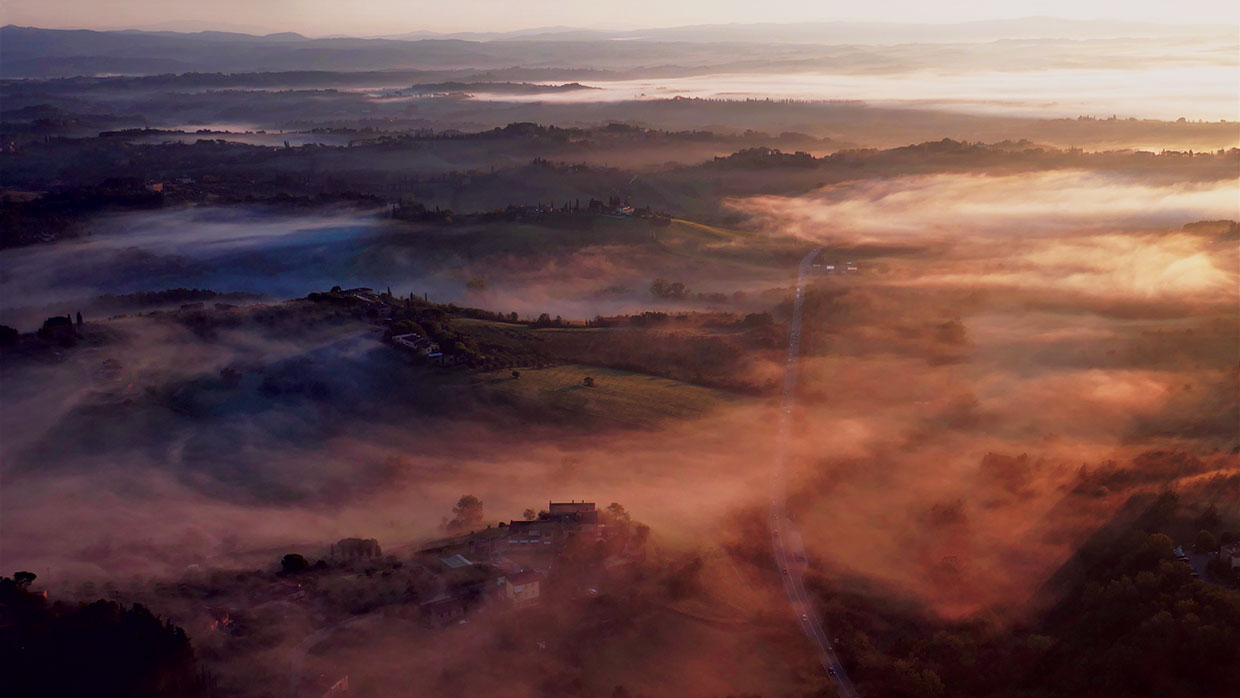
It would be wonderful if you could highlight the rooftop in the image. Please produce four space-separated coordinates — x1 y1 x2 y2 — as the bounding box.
549 501 596 514
440 554 474 568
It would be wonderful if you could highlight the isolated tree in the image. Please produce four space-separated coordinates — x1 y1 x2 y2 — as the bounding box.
583 376 595 387
523 508 537 521
607 502 631 524
447 495 484 531
13 570 36 589
650 278 688 300
512 370 521 380
75 311 83 327
281 553 309 574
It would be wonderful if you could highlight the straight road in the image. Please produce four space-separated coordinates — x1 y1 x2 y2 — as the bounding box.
771 248 859 698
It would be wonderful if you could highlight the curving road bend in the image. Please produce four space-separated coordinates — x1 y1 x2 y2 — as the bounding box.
770 248 859 698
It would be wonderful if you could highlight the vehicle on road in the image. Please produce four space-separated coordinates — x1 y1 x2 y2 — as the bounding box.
801 613 808 622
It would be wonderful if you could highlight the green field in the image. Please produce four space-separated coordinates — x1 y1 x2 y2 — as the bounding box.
469 363 741 426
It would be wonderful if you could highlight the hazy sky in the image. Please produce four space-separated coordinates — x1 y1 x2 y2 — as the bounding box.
4 0 1239 36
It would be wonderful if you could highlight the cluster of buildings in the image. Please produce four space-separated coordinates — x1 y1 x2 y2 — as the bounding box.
416 560 545 625
419 500 606 560
504 501 603 549
413 501 609 625
312 286 461 366
332 287 465 365
390 331 462 366
391 332 440 357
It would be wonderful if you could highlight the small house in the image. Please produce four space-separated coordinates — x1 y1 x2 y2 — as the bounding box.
392 333 440 357
504 570 542 608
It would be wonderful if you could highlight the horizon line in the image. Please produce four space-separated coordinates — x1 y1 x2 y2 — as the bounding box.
3 15 1231 42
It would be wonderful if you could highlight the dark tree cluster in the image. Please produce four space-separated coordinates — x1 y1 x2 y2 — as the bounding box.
391 193 671 226
0 178 164 248
711 146 817 168
813 492 1240 698
36 314 79 346
444 494 485 532
648 278 749 306
531 312 568 328
0 572 206 698
89 288 263 313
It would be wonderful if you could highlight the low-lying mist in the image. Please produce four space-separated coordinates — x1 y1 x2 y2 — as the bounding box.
725 169 1239 617
3 168 1234 602
1 161 1236 696
475 61 1240 122
0 205 755 331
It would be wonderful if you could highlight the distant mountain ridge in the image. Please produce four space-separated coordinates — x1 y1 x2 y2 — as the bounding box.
6 16 1226 46
381 17 1226 43
1 19 1231 79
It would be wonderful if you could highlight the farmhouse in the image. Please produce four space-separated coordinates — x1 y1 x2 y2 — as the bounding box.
503 570 542 608
391 332 440 356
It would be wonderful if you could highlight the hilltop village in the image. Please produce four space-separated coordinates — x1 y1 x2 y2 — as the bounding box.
183 499 649 630
414 500 648 623
47 499 656 697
